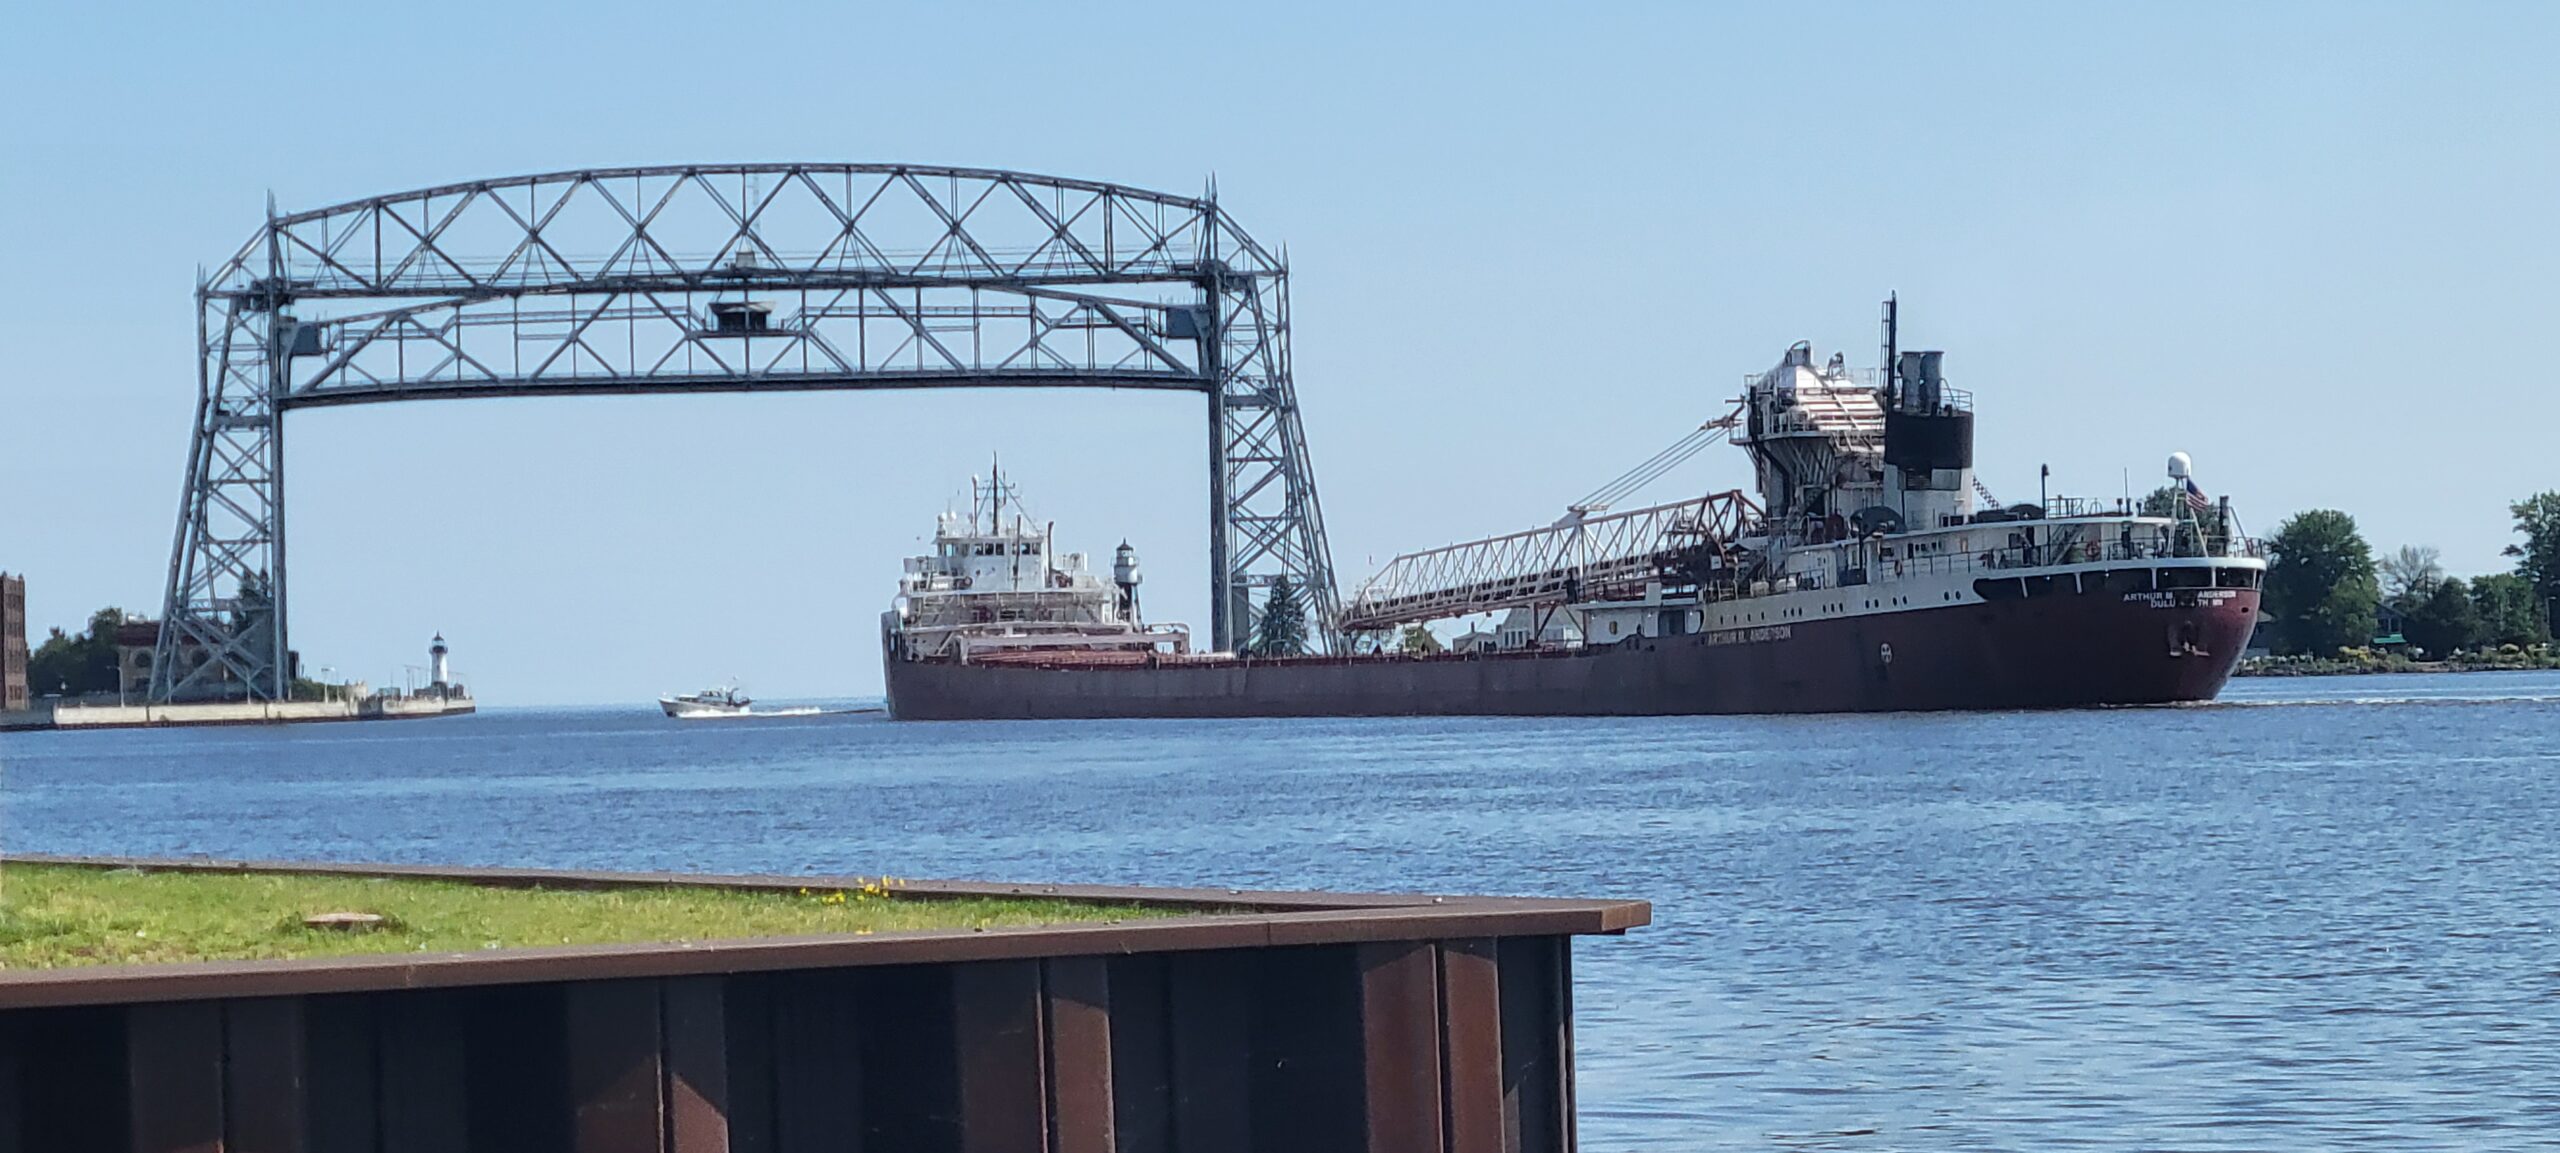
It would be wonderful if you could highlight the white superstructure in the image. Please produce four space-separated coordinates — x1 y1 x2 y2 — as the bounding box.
1570 311 2267 648
1342 298 2269 652
1575 500 2262 646
885 465 1190 664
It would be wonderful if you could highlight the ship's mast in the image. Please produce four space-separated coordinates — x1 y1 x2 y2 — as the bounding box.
976 455 1024 535
1880 293 1898 409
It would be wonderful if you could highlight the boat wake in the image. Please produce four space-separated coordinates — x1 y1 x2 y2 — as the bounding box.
666 705 883 720
2210 693 2560 709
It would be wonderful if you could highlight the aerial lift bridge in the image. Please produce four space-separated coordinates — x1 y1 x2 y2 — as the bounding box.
154 164 1339 701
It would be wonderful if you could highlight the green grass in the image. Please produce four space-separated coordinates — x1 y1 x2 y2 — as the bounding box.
0 864 1176 970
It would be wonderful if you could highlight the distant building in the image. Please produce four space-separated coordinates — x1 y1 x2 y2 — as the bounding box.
1495 606 1582 650
115 620 162 699
1445 609 1585 653
2373 603 2410 652
2244 610 2277 658
114 618 244 699
2 573 27 711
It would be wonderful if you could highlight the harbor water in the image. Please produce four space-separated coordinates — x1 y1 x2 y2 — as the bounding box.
5 671 2556 1150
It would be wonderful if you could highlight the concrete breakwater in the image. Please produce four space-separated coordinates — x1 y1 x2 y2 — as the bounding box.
0 694 473 731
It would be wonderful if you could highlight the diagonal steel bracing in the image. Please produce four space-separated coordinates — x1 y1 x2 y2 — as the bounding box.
153 164 1341 701
1338 492 1762 634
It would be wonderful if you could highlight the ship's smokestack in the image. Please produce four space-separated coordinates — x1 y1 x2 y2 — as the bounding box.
1877 299 1978 527
1881 306 1973 478
1883 359 1973 467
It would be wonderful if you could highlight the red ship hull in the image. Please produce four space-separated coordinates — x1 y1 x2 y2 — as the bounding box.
884 587 2259 719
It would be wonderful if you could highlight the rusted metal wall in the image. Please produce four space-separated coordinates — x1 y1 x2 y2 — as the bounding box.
0 858 1644 1152
0 938 1579 1153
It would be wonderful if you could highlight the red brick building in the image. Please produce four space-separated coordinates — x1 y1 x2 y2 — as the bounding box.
2 573 27 711
115 619 164 698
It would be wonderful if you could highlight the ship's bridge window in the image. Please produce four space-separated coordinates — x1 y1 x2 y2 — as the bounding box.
1015 544 1040 556
2159 567 2213 590
2216 567 2262 589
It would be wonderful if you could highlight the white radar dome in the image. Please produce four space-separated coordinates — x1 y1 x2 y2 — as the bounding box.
2167 452 2193 480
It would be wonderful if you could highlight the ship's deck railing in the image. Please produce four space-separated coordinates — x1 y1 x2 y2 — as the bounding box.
1984 526 2263 568
1736 529 2265 599
1764 385 1885 439
1745 371 1974 409
1342 494 2261 626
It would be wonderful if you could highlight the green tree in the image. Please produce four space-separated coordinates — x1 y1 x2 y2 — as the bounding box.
2401 578 2480 658
2137 485 2181 519
2376 545 2444 609
2469 572 2549 647
1251 576 1309 657
2264 510 2380 656
25 627 78 694
24 607 130 695
2508 492 2560 625
1397 623 1443 655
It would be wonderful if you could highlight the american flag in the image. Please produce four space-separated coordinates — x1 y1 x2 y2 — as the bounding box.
2184 476 2211 513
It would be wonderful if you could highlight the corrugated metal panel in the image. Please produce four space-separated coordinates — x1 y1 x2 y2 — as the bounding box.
0 860 1640 1150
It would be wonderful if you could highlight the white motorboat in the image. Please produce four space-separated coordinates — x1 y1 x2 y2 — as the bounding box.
659 685 752 718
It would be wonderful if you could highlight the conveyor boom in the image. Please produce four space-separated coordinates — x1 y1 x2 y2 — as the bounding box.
1340 491 1760 633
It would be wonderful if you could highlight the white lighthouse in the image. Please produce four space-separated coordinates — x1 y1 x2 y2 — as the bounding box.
429 633 450 691
1113 540 1143 624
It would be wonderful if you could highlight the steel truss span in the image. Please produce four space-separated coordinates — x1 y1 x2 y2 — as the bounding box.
154 164 1339 701
1339 491 1762 634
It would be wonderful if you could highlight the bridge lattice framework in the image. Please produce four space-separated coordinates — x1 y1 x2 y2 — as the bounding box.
154 164 1338 701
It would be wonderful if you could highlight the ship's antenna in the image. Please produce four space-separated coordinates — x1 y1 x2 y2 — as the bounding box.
986 454 1003 533
990 455 1025 529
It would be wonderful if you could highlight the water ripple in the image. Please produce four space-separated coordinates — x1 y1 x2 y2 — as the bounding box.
5 669 2558 1149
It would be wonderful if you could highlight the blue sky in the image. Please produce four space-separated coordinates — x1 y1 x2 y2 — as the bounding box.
3 2 2553 703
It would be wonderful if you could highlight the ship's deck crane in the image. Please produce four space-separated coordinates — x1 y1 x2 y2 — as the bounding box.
1567 408 1743 515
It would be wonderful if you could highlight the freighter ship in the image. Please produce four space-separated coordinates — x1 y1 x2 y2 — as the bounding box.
882 303 2264 720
